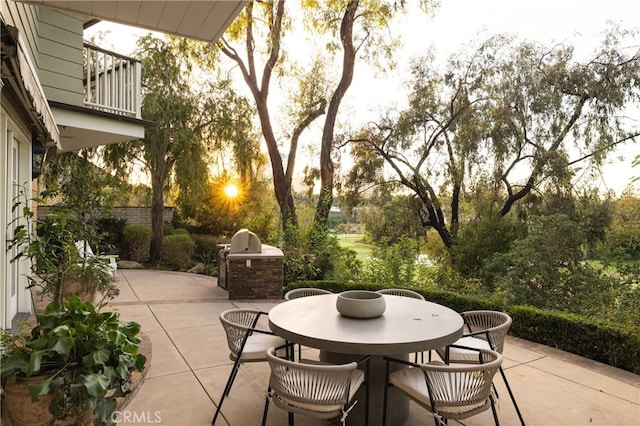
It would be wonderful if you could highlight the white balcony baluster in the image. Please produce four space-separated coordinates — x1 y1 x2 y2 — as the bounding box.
83 43 141 119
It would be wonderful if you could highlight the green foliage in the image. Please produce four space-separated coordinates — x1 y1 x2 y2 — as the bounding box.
163 222 175 236
161 233 195 270
283 251 321 284
428 264 483 294
122 225 152 263
283 225 362 284
510 305 640 374
96 217 127 255
451 213 524 279
41 151 123 226
0 296 146 424
361 237 420 287
598 196 640 260
8 186 114 303
358 194 423 246
192 235 220 274
484 214 617 314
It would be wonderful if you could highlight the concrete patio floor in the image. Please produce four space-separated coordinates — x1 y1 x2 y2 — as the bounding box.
109 269 640 426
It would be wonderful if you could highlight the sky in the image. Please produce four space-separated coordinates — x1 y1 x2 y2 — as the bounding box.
86 0 640 195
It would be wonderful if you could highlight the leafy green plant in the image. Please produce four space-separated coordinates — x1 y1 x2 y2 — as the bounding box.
122 225 152 262
161 233 195 270
8 186 114 303
192 234 220 271
0 296 146 425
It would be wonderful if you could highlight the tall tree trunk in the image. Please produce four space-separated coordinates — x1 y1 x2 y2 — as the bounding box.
313 0 358 241
150 167 164 263
219 0 300 246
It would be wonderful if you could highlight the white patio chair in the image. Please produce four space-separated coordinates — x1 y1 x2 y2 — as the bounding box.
435 310 525 425
75 240 118 278
212 309 287 425
262 346 369 426
284 287 333 300
383 346 502 426
376 288 425 300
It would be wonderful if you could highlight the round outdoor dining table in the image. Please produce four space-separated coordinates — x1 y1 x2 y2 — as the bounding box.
268 293 464 426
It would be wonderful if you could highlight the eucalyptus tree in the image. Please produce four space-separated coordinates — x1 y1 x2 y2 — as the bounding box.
102 35 254 262
205 0 426 247
347 27 640 250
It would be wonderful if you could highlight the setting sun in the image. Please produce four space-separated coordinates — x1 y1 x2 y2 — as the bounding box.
224 183 239 199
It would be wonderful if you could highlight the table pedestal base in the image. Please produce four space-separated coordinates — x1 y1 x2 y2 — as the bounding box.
320 351 410 426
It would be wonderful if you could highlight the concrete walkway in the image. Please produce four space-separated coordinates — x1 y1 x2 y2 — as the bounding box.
110 269 640 426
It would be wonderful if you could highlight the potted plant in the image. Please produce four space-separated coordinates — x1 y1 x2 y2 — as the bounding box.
8 186 115 304
1 296 146 425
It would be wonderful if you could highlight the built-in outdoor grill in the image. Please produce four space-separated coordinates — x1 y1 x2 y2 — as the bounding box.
218 229 284 299
229 228 262 253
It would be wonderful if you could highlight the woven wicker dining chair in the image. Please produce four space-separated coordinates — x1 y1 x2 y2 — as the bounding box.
212 309 287 425
435 310 525 425
376 288 425 300
284 287 333 301
383 346 503 426
262 346 368 426
377 288 426 362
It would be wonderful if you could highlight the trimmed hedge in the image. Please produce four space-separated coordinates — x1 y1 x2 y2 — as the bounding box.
285 281 640 374
509 305 640 374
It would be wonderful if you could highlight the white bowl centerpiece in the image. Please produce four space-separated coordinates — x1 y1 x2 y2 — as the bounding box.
336 290 386 319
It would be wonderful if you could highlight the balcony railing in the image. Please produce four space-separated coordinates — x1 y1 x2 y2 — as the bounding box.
83 43 141 119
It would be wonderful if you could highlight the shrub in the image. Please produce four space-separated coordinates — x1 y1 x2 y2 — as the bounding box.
510 305 640 374
96 217 127 255
360 237 419 287
162 233 195 270
173 228 190 235
284 251 320 284
123 225 152 262
192 234 220 269
163 223 175 236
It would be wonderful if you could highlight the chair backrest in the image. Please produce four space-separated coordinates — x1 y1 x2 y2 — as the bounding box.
376 288 425 300
461 310 512 354
266 347 358 412
421 348 502 411
220 309 263 356
284 287 333 301
75 240 95 257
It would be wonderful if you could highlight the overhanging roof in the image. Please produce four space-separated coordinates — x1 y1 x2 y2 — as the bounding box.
1 23 60 148
15 1 247 43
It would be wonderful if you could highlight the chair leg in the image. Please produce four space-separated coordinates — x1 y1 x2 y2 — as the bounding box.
365 359 370 426
490 394 500 426
382 361 390 426
499 366 525 425
212 356 243 424
225 356 243 396
261 391 270 426
212 387 228 425
288 412 294 426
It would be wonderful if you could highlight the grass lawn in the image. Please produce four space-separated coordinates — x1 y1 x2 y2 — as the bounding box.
336 233 374 262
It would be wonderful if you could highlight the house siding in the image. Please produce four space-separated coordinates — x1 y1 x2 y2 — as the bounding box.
1 0 39 65
37 8 84 106
1 0 40 330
